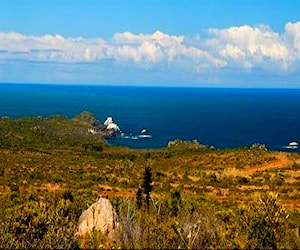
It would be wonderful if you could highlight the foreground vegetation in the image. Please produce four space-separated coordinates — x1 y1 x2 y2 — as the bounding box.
0 115 299 248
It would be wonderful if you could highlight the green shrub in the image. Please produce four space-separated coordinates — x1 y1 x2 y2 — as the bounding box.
236 176 249 184
241 193 289 249
273 171 285 186
170 190 182 217
0 196 79 249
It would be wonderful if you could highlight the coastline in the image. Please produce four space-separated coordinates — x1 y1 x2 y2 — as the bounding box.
1 113 299 152
1 84 300 151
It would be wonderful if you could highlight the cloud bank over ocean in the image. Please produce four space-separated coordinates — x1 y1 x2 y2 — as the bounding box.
1 22 300 86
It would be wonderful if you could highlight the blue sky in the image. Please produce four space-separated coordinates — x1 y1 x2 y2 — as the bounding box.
1 0 300 87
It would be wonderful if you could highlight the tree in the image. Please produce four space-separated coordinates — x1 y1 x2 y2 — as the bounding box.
143 166 152 213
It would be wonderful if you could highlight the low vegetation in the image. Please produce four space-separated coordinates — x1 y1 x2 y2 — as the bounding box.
0 115 299 248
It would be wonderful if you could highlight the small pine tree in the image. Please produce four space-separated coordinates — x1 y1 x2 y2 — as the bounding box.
143 166 152 213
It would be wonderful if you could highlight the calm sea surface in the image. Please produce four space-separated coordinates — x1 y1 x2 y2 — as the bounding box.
1 83 300 151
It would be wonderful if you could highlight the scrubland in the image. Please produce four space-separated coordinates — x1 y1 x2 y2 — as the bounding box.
0 116 299 249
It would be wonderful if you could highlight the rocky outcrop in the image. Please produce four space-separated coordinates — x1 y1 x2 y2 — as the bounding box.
76 197 119 241
73 111 106 131
74 111 121 138
104 117 120 133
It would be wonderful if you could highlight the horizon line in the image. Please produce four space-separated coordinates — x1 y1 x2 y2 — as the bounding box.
1 81 300 90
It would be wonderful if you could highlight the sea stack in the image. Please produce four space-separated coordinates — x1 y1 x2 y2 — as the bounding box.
104 117 120 136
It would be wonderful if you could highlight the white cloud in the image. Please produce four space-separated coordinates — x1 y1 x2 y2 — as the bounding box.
205 24 299 72
113 30 184 47
0 32 108 62
0 30 224 72
1 21 300 83
111 30 226 71
284 22 300 53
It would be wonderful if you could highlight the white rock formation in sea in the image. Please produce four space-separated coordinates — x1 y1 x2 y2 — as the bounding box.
104 117 120 131
76 197 119 241
289 141 298 146
288 141 298 149
104 117 113 126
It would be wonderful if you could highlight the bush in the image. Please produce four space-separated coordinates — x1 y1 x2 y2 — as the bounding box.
236 176 249 184
0 196 79 249
241 193 289 249
170 190 182 217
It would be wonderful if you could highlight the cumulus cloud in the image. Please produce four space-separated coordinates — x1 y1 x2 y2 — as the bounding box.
0 30 225 72
205 22 300 72
0 32 108 62
1 21 300 82
285 22 300 53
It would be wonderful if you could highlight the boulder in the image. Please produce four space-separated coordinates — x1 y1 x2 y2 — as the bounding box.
76 197 119 241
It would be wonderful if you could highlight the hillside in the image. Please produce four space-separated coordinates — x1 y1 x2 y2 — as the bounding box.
0 115 299 249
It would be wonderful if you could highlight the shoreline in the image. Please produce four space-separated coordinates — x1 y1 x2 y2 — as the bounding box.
1 114 299 153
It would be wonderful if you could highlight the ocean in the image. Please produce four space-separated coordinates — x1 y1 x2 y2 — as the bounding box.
1 83 300 151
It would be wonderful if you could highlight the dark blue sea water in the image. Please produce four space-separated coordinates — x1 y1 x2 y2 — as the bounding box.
1 83 300 151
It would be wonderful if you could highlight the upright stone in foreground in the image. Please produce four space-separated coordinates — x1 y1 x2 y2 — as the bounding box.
76 197 119 242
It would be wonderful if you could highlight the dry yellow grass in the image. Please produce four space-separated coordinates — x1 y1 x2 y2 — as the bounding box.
223 153 294 177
